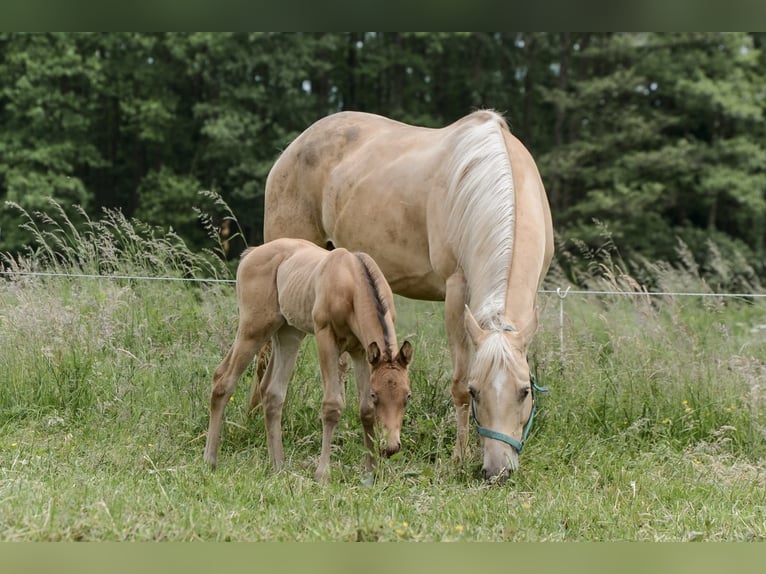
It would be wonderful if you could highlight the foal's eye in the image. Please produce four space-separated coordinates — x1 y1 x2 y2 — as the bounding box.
405 392 412 405
370 392 379 405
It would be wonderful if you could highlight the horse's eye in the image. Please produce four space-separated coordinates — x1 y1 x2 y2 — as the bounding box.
370 392 379 405
405 392 412 405
520 386 531 401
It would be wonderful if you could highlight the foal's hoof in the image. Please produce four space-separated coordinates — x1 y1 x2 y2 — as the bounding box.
314 469 330 484
203 455 218 470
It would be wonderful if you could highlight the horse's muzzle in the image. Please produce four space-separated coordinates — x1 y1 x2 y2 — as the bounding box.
382 441 401 458
482 465 511 484
482 446 518 484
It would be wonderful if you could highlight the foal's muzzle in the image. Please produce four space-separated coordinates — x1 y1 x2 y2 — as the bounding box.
382 441 402 458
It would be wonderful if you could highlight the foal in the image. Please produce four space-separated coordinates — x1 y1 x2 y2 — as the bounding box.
203 238 413 482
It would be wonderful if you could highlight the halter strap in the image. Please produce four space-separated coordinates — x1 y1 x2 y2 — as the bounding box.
470 376 547 454
500 324 516 332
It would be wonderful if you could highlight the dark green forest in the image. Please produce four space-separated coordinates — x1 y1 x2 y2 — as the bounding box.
1 33 765 287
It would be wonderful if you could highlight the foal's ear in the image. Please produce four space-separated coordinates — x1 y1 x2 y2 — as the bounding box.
396 340 413 368
367 341 382 366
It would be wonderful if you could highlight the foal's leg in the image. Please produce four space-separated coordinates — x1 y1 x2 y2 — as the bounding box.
204 328 269 469
351 351 376 474
445 270 472 462
260 325 305 471
314 327 346 483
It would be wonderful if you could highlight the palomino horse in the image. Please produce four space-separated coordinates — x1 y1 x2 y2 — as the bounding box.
203 238 413 482
263 110 553 483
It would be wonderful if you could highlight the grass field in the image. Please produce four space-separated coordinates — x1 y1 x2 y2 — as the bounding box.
1 206 765 541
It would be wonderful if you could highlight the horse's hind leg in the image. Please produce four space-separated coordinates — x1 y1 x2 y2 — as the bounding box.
260 325 305 471
204 328 267 469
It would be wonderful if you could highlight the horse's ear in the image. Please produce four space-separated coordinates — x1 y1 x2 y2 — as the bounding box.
367 341 382 366
464 305 488 347
396 340 413 368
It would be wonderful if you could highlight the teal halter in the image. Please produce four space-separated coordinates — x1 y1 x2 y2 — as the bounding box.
470 372 547 455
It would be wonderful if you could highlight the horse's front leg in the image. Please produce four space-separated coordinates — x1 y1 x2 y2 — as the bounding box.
445 270 472 462
204 329 265 469
314 327 346 483
351 351 376 474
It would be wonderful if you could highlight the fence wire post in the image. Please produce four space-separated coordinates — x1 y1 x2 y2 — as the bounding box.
556 286 570 365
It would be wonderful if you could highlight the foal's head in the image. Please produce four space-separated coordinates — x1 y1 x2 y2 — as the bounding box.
367 340 414 457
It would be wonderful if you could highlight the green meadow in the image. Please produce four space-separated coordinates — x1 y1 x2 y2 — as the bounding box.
1 206 765 541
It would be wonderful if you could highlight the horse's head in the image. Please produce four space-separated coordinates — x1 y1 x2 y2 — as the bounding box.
464 305 537 484
367 340 413 457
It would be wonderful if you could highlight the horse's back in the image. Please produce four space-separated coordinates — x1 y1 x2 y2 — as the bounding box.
263 110 552 301
264 112 400 244
238 237 320 278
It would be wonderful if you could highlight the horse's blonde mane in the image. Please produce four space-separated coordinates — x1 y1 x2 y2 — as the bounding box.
446 110 514 328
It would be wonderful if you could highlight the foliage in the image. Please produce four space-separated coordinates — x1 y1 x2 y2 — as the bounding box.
1 32 765 283
538 33 766 281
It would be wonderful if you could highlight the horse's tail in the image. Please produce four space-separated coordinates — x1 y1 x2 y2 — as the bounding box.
240 246 257 259
247 340 272 414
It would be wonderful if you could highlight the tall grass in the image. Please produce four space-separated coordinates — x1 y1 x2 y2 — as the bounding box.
1 203 765 541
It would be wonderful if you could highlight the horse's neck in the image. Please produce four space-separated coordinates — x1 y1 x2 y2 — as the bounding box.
500 188 549 339
498 131 550 340
465 210 542 339
503 278 538 334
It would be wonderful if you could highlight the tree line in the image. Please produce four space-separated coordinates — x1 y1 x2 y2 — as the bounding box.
1 33 764 285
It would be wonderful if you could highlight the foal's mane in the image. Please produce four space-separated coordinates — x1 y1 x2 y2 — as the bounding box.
354 252 393 349
446 110 515 329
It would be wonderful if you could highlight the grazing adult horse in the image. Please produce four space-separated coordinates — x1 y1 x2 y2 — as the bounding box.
203 238 413 482
263 110 553 483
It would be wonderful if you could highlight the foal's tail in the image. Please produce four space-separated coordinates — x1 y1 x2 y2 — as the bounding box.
247 340 272 414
